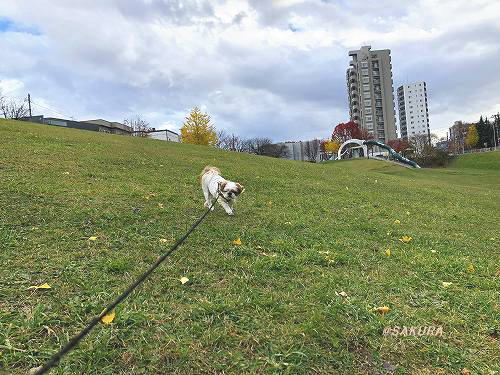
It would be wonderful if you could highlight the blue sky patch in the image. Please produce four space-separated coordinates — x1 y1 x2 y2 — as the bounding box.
0 17 40 35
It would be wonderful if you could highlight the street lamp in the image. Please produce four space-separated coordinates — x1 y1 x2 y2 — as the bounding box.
490 114 499 151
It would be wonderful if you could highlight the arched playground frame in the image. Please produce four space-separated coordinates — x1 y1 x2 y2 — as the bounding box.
337 139 420 168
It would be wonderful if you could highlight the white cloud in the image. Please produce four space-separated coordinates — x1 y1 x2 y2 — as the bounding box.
0 0 499 140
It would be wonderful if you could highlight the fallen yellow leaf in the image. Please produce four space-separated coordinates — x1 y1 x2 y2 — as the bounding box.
158 203 164 209
28 283 51 290
159 238 168 243
442 282 453 287
385 249 391 256
374 306 390 314
232 237 242 245
180 277 189 284
461 368 471 375
393 219 401 224
399 236 412 243
101 310 115 325
466 264 475 273
88 236 97 241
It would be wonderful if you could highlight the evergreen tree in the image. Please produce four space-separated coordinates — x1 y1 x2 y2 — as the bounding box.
476 115 493 148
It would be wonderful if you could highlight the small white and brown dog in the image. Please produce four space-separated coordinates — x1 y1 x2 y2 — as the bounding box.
200 166 244 215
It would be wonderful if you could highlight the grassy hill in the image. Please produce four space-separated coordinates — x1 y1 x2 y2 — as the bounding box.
1 119 499 374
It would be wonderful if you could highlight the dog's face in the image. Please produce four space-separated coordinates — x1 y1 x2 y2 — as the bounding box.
218 181 244 201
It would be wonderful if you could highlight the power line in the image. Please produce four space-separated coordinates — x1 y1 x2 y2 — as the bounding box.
2 93 74 119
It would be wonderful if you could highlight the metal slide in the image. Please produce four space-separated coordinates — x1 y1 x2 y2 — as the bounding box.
364 140 421 168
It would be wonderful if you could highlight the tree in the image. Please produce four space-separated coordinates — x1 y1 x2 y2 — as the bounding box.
331 121 362 143
180 106 217 146
409 134 432 155
464 125 479 149
261 143 289 158
304 139 320 162
387 138 410 153
475 115 493 148
124 115 152 136
1 97 30 119
246 137 273 155
322 140 341 154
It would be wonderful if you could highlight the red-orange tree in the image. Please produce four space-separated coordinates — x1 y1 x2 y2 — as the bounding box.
387 138 410 153
331 121 372 143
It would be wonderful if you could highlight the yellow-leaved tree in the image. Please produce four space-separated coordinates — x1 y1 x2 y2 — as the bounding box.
324 140 341 154
465 125 479 149
180 106 217 146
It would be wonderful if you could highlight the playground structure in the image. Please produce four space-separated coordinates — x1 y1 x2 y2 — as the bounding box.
337 139 421 168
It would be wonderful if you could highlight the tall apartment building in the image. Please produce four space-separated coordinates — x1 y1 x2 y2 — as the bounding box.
397 82 430 140
346 45 397 143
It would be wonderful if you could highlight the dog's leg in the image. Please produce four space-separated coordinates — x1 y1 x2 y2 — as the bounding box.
202 184 212 209
219 200 234 216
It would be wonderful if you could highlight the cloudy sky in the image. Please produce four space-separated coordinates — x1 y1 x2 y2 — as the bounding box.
1 0 499 141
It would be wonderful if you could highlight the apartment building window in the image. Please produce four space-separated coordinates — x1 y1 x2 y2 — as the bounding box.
364 99 371 107
363 92 371 99
362 68 368 76
366 122 374 130
361 61 368 68
362 77 369 83
365 115 373 122
363 84 370 91
365 107 372 114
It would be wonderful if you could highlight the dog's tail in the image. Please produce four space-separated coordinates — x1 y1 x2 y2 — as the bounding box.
200 166 220 179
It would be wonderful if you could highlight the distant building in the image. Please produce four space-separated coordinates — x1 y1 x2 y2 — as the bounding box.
397 82 430 141
20 115 132 135
133 129 180 142
346 45 397 143
277 140 321 162
84 119 132 135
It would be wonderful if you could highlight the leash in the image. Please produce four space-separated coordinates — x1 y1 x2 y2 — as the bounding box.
34 194 221 374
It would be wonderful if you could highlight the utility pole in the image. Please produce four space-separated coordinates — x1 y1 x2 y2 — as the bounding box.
491 114 499 151
27 93 32 117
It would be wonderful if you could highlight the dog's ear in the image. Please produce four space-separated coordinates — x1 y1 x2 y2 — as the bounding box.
236 183 245 194
218 181 227 191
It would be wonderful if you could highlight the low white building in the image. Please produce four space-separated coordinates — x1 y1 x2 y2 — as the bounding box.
132 129 180 142
148 129 180 142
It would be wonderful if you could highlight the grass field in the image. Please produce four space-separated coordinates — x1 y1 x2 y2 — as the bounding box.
1 119 499 374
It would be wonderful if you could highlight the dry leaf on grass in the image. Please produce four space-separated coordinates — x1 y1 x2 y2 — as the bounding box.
393 219 401 224
232 237 242 245
466 264 475 273
373 306 390 314
28 283 51 290
385 249 391 256
88 236 97 241
180 277 189 284
159 238 168 243
101 310 115 325
442 282 453 288
399 236 412 243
